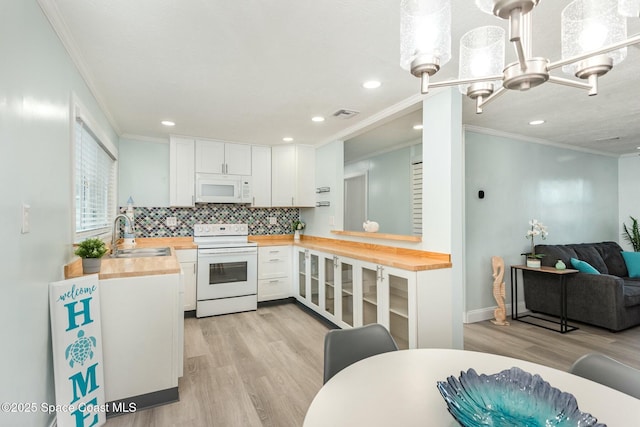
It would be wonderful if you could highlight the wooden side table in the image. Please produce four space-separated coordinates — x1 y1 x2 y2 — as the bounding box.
510 265 579 333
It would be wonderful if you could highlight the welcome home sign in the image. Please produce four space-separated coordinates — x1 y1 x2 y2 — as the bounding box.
49 275 106 427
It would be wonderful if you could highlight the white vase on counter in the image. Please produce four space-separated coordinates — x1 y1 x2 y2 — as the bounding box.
526 258 541 268
294 230 300 241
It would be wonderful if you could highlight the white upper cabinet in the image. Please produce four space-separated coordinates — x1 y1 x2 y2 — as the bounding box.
195 139 251 175
169 136 195 207
251 145 272 207
271 144 315 207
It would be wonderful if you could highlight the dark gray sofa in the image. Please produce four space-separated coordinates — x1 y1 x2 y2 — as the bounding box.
522 241 640 331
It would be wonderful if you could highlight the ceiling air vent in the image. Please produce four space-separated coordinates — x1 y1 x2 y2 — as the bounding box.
332 109 360 119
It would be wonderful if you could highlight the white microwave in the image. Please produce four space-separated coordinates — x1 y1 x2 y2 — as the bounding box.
195 173 252 204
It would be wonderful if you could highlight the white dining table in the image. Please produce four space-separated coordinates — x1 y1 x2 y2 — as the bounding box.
303 349 640 427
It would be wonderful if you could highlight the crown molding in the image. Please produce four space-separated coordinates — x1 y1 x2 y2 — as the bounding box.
464 125 620 158
37 0 121 135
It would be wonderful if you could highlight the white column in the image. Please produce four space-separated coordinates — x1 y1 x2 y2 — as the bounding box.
421 88 464 349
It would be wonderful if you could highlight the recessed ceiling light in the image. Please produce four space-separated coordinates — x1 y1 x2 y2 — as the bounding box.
529 120 545 125
161 120 175 126
362 80 382 89
312 116 325 122
413 124 423 130
283 137 293 142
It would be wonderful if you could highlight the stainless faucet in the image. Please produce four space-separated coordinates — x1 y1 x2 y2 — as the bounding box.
111 214 135 257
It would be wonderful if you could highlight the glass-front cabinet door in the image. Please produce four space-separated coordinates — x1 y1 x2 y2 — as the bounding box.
360 264 379 326
382 266 415 350
339 258 355 328
323 255 336 318
310 253 319 306
296 248 307 300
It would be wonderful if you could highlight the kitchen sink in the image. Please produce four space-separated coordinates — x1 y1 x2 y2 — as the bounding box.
112 247 172 258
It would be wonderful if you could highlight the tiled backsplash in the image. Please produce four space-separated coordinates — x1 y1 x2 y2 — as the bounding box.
119 205 300 237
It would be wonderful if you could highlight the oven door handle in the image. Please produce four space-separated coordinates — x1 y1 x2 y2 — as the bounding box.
198 247 257 255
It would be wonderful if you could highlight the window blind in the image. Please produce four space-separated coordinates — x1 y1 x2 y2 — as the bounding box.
411 160 423 236
74 118 116 239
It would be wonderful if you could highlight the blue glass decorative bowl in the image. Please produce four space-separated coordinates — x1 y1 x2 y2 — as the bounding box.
437 367 606 427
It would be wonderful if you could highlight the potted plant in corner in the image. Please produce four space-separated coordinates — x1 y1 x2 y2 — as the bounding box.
524 219 548 268
292 219 305 241
75 238 108 274
623 216 640 252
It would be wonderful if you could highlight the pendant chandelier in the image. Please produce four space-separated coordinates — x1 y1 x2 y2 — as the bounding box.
400 0 640 113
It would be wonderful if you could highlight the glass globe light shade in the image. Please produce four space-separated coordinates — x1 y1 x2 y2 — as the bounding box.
475 0 495 15
561 0 627 75
400 0 451 71
618 0 640 17
458 26 505 95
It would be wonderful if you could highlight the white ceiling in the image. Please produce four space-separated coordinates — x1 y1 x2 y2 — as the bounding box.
40 0 640 156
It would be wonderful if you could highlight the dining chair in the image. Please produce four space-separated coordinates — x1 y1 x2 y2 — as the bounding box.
569 353 640 399
323 323 399 384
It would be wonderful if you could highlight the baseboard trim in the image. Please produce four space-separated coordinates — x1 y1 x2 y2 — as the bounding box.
258 297 296 307
106 387 179 418
465 303 529 323
293 300 340 330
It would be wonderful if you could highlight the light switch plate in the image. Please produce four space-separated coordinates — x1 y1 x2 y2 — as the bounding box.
166 217 177 227
269 216 277 225
21 203 30 233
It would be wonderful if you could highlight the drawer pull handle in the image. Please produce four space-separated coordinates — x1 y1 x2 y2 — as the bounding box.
269 279 279 283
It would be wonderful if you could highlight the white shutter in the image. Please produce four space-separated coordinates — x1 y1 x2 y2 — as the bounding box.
411 160 422 236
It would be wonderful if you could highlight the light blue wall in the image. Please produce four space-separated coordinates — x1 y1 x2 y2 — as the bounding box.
118 137 170 207
465 131 619 314
618 156 640 250
344 143 421 235
0 2 117 425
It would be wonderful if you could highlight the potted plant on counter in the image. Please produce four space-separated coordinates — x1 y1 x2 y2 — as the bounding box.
292 219 305 241
75 238 108 274
524 219 548 268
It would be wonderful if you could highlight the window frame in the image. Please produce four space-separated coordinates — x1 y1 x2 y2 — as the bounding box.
71 97 118 243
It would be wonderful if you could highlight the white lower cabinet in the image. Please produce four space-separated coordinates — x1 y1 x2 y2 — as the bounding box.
294 247 433 349
258 245 292 301
176 249 197 311
99 273 182 402
358 262 416 350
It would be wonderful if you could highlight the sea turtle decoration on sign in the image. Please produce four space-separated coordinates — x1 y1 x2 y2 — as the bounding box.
65 329 97 368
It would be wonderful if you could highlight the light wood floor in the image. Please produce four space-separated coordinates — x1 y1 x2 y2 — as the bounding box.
106 303 640 426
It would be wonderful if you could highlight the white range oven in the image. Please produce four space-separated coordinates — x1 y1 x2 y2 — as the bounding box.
194 223 258 318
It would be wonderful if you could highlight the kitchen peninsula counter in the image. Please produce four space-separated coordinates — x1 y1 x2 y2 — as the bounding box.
64 237 195 280
249 235 451 272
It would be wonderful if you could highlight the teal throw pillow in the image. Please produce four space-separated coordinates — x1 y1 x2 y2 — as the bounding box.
621 251 640 278
570 258 600 275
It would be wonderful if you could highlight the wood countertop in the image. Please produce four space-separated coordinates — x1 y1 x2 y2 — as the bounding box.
250 235 451 271
64 237 195 280
249 235 295 246
65 234 450 279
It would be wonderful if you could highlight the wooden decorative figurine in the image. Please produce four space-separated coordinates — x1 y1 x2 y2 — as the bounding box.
491 256 510 326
